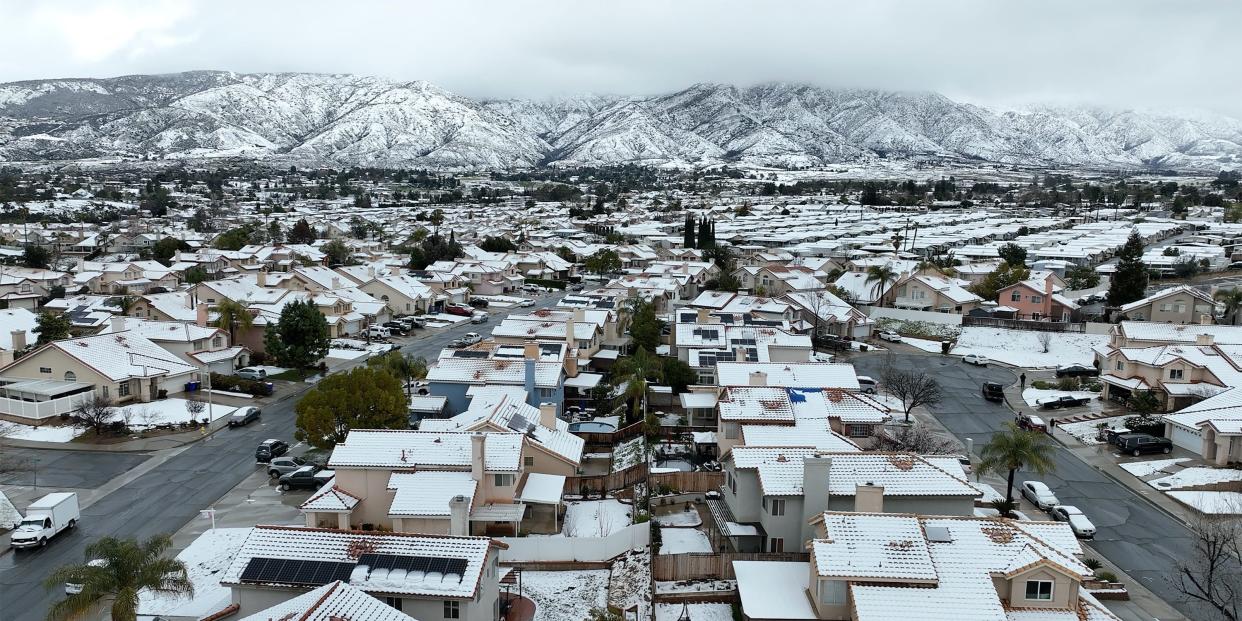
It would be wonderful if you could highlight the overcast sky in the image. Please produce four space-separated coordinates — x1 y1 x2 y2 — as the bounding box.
1 0 1238 114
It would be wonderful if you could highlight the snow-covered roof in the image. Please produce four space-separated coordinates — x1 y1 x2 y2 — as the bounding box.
25 331 198 381
733 561 817 620
717 362 859 390
328 430 522 472
387 471 477 517
238 580 417 621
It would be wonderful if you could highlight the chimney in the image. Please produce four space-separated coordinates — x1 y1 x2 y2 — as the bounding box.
573 308 586 323
802 456 832 518
524 357 537 406
1197 333 1215 346
1201 314 1212 326
9 329 26 352
1044 274 1054 297
565 313 576 348
367 266 376 278
109 315 125 333
854 482 885 513
448 495 469 536
196 303 209 327
696 308 710 323
389 266 401 276
470 433 485 482
539 402 558 429
524 341 539 360
257 271 267 287
184 290 193 308
331 277 342 290
749 370 767 387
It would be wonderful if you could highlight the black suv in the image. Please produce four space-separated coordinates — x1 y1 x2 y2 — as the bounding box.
1056 364 1099 378
278 465 331 491
1119 434 1173 456
255 439 290 462
468 299 489 309
981 382 1005 402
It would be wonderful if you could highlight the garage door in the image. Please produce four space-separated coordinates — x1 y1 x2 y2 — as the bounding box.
1170 424 1202 453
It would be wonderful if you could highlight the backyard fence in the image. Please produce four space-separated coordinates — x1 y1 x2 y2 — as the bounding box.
649 471 724 494
652 552 810 581
962 316 1086 332
497 522 649 563
564 462 649 494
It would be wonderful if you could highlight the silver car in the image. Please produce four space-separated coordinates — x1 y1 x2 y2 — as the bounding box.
267 456 307 479
236 367 267 380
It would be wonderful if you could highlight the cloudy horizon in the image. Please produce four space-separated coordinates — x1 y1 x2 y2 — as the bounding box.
1 0 1238 115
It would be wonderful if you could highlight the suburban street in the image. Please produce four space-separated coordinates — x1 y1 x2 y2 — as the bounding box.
0 295 561 621
853 352 1200 620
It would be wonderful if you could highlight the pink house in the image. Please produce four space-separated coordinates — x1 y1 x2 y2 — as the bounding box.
995 274 1079 322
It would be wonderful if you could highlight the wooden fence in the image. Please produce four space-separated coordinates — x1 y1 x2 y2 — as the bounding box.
962 316 1085 333
649 471 723 493
564 462 649 494
652 552 810 581
572 420 646 446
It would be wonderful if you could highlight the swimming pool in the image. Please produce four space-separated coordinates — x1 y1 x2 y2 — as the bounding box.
568 421 617 433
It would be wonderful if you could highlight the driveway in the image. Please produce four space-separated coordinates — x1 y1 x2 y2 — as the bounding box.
853 353 1202 620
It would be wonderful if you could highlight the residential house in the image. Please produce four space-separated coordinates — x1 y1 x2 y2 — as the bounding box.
995 273 1080 322
1119 285 1216 324
890 274 983 314
426 342 569 415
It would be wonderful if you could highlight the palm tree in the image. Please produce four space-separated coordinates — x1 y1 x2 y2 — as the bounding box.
612 347 664 423
1215 288 1242 325
44 534 193 621
864 265 898 307
977 422 1057 513
213 298 253 344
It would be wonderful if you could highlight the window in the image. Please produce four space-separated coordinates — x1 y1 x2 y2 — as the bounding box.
63 371 76 382
818 579 847 605
1115 360 1125 371
1011 291 1022 302
524 456 535 468
494 473 514 487
118 381 131 397
1031 295 1043 303
847 424 871 438
443 600 460 619
102 386 109 398
769 537 784 552
1170 369 1184 380
39 367 52 374
212 337 223 348
769 498 785 516
1025 580 1053 601
723 422 739 440
384 596 403 611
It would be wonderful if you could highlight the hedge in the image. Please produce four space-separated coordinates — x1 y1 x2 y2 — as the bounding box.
210 372 273 396
523 277 567 290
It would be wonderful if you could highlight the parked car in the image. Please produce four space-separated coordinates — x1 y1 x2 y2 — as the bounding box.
1106 429 1136 446
462 332 483 345
856 375 877 394
255 439 290 463
267 455 307 478
10 492 79 550
278 465 334 491
963 354 989 366
1036 395 1091 409
1055 363 1099 378
382 321 407 335
468 299 489 309
367 325 390 339
877 331 902 342
445 304 473 317
65 559 107 594
236 367 267 380
1020 481 1060 511
1016 413 1047 433
228 406 261 427
449 337 467 348
518 299 535 307
470 312 489 324
1049 505 1096 538
981 382 1005 402
569 284 584 291
522 284 545 293
1119 433 1173 456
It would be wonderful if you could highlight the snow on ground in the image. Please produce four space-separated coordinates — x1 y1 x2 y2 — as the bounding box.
951 327 1108 368
110 399 238 429
607 549 651 614
655 579 736 594
249 365 289 376
517 570 610 621
1119 458 1191 478
655 604 734 621
655 507 702 527
659 527 712 554
869 393 906 412
3 422 83 443
138 527 251 618
902 336 947 353
326 348 369 360
1148 467 1242 490
0 490 20 529
1021 388 1100 409
560 499 633 537
1059 415 1128 446
612 436 646 472
1167 491 1242 514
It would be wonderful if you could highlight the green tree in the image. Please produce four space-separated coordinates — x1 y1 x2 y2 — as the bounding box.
977 422 1057 512
408 232 463 270
662 357 697 393
213 225 257 251
213 299 254 344
33 311 71 345
970 262 1031 301
478 236 517 253
864 265 898 306
22 244 50 269
44 534 192 621
584 249 621 275
264 299 330 370
295 366 407 449
367 351 429 397
183 266 209 285
612 347 664 421
152 237 190 266
1216 288 1242 325
627 297 663 353
997 243 1028 267
1064 264 1100 290
322 239 351 266
1107 230 1149 307
683 215 695 249
286 218 316 244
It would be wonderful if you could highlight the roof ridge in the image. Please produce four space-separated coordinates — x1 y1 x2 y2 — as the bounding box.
296 579 341 621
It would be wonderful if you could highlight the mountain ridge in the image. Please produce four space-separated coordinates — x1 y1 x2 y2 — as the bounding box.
1 70 1239 170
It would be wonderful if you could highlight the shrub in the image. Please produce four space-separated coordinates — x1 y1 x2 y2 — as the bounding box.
1095 570 1118 583
1031 380 1053 390
1083 558 1103 570
1057 377 1079 391
523 277 567 290
210 372 272 396
1123 414 1164 437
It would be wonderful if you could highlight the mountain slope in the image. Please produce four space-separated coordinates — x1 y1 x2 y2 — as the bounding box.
1 71 1240 170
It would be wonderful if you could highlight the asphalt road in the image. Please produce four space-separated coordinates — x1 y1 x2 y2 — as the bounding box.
0 295 561 621
0 449 148 489
853 353 1203 620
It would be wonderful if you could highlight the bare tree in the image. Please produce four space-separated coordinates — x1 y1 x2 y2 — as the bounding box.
884 369 943 423
74 393 115 436
1036 331 1053 354
872 422 961 454
184 399 207 425
1173 514 1242 621
137 407 160 431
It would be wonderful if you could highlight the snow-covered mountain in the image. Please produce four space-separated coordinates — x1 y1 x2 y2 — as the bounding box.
1 71 1239 170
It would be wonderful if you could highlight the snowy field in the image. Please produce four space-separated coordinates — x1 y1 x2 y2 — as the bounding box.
1149 468 1242 490
3 422 83 443
516 570 610 621
951 327 1108 368
110 399 238 429
560 499 633 537
1118 458 1191 478
612 436 646 472
656 604 733 621
659 527 712 554
1058 415 1127 446
1167 491 1242 514
248 365 289 376
1021 388 1100 409
902 336 947 353
655 507 702 527
138 527 251 618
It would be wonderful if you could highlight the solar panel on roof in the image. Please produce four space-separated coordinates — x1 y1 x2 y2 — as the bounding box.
239 557 356 587
358 553 468 582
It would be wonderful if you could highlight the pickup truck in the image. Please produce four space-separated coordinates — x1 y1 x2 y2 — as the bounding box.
278 466 335 491
11 492 79 550
1036 395 1091 409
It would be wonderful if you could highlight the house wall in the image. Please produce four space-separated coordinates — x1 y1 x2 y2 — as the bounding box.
1001 567 1079 611
429 382 473 415
523 443 580 478
332 467 399 528
723 465 763 523
1128 295 1215 324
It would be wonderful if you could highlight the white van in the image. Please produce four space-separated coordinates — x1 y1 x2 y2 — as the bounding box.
11 492 80 550
856 376 877 394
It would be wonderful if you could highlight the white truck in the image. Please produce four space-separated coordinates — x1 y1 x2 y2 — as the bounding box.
10 492 80 550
